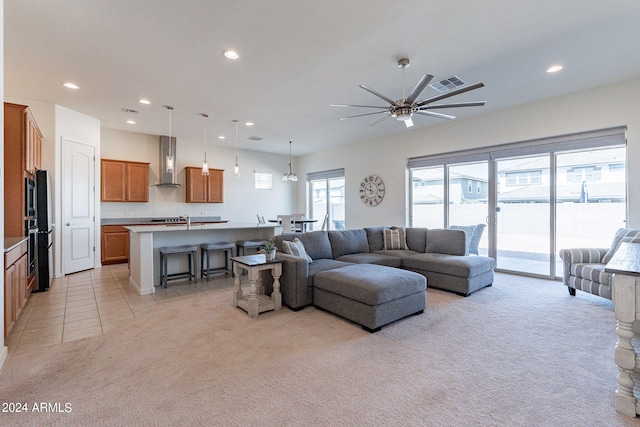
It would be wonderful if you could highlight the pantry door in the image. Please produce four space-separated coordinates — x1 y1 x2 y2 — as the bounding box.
62 139 96 275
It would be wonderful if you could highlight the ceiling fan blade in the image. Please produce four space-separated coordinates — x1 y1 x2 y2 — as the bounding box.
405 74 434 105
339 111 388 120
420 101 486 110
359 84 399 107
415 111 455 120
369 114 392 126
330 104 389 109
416 82 485 107
404 117 414 128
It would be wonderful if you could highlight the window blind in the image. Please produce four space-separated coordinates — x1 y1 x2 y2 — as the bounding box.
407 126 626 169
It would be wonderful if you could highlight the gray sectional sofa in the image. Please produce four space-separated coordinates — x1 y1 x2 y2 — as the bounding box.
272 226 496 311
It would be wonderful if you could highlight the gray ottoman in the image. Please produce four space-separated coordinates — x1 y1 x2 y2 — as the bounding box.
314 264 426 332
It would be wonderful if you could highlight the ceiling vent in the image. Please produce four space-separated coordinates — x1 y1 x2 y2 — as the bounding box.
247 136 263 142
121 108 139 114
429 76 466 93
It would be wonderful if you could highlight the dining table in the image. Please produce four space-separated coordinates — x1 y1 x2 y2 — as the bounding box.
268 218 318 232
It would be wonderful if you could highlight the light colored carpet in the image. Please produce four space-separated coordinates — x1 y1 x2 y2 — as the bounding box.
0 273 639 426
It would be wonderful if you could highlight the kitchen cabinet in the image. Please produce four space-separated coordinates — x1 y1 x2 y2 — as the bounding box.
101 159 150 202
101 225 130 265
4 103 42 239
185 167 224 203
4 240 28 338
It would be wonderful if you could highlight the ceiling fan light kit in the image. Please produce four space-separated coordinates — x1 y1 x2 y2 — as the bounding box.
332 57 486 128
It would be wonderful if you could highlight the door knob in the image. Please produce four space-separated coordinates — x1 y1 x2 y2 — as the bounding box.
66 222 71 226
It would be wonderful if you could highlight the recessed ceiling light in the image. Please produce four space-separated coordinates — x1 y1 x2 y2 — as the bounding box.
223 50 239 60
218 135 226 140
138 99 151 105
245 122 255 126
547 65 563 73
63 82 79 89
126 120 136 125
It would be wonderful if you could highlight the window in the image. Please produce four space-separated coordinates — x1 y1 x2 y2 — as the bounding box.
254 171 272 190
408 126 627 279
308 169 345 230
505 170 542 186
566 166 601 182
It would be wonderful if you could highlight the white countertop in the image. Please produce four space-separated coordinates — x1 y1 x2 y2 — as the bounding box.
125 222 280 233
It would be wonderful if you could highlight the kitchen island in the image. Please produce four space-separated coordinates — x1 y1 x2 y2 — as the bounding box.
125 222 281 295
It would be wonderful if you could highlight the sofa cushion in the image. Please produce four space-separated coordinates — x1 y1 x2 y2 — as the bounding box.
308 259 353 287
328 229 369 259
449 225 476 255
273 231 333 260
282 238 313 263
383 227 408 250
602 228 640 263
403 253 495 278
570 263 612 286
335 252 402 267
426 229 466 256
314 264 426 306
373 249 421 261
364 226 389 251
405 228 427 253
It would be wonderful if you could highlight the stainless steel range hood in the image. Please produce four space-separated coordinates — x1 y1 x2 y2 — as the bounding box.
157 135 180 187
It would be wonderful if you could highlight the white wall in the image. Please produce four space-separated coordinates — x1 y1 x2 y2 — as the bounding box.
297 77 640 229
100 128 296 223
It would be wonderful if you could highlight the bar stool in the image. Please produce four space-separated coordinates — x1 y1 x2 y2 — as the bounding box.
236 239 268 256
201 241 235 280
158 245 198 288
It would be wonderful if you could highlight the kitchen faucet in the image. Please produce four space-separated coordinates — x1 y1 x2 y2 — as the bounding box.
179 214 191 229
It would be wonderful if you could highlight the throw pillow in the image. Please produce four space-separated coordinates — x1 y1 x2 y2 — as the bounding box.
607 236 640 263
282 238 313 263
602 228 640 263
383 227 408 250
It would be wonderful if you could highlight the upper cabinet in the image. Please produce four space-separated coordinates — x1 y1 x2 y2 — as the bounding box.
185 167 224 203
101 159 150 202
4 102 42 238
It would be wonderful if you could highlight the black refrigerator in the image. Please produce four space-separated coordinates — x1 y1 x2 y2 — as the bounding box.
35 170 53 292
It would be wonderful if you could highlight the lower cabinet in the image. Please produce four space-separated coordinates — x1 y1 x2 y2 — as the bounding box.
4 241 28 338
101 225 130 265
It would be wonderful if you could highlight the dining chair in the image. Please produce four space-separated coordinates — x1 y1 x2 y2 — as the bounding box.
320 213 329 231
292 213 305 232
277 214 294 233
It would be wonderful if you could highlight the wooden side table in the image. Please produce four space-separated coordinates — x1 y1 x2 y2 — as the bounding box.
605 241 640 418
231 254 282 318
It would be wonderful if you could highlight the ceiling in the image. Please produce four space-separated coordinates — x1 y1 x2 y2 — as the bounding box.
5 0 640 156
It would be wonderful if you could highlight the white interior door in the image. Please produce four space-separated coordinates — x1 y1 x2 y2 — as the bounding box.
62 139 95 274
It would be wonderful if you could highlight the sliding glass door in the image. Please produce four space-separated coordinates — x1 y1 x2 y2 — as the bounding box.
496 155 551 275
448 163 489 255
308 169 345 231
555 147 627 273
408 127 627 279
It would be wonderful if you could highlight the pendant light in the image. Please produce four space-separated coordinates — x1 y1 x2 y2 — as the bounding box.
164 105 175 173
200 113 209 176
232 119 240 176
283 140 298 181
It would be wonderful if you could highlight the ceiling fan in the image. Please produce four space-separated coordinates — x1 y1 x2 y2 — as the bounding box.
331 58 485 128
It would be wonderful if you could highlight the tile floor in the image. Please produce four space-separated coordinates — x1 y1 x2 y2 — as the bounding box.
5 263 236 354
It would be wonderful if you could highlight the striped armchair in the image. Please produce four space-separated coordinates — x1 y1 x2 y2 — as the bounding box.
559 228 640 300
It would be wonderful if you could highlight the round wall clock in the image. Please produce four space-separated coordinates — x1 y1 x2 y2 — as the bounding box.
360 175 385 206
